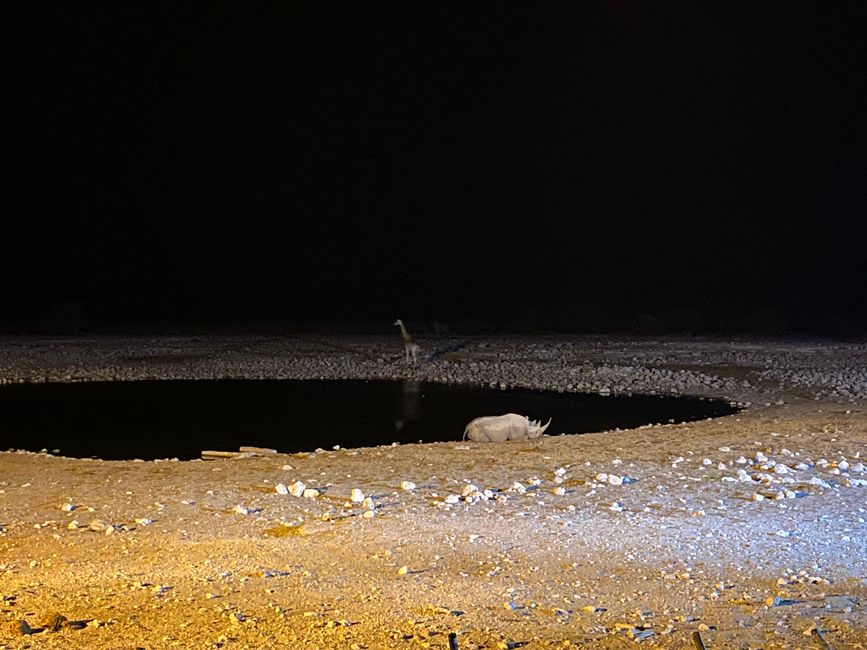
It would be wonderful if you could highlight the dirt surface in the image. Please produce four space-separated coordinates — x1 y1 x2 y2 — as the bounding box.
1 335 865 649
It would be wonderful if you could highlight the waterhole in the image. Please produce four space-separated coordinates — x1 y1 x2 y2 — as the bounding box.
0 379 737 460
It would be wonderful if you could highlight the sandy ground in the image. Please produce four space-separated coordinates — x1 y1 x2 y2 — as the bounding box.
0 334 865 649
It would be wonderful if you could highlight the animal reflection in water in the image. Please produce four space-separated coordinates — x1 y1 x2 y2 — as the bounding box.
393 380 421 432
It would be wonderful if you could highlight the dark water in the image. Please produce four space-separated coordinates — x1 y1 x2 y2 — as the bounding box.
0 379 738 460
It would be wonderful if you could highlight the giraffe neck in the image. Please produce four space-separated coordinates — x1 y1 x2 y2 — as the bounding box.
398 323 412 343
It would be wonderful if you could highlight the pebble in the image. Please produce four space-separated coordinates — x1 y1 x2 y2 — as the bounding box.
400 481 416 491
302 488 320 499
275 483 289 495
350 488 365 502
461 484 479 497
7 619 32 636
39 611 67 632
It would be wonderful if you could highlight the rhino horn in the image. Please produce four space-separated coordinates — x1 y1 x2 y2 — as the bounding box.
538 417 552 435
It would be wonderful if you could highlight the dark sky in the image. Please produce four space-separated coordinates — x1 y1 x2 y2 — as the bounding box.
3 5 865 331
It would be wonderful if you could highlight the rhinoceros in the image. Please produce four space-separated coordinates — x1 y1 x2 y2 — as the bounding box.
462 413 552 442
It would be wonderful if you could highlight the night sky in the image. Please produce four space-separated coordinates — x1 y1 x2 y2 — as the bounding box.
3 5 865 333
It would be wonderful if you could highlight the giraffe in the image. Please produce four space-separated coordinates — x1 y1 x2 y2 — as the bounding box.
393 319 420 366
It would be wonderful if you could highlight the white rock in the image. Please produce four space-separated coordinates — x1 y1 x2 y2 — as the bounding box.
134 518 154 526
595 473 609 483
302 488 320 499
275 483 289 495
400 481 416 491
362 496 375 509
233 505 252 515
607 475 623 486
554 467 567 476
289 481 306 497
552 487 566 496
444 495 460 504
609 502 625 512
461 484 478 497
61 503 77 512
350 488 365 502
702 458 712 466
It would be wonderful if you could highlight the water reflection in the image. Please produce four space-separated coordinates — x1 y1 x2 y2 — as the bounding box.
394 380 422 432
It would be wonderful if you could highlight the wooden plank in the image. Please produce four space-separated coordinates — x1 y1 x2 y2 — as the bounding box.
201 450 240 459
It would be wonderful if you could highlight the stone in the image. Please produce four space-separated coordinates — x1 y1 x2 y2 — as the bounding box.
38 611 67 632
7 619 33 635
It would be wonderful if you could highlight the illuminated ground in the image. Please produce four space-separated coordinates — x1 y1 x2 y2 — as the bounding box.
0 335 865 648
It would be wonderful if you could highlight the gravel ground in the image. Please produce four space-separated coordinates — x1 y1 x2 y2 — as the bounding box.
0 334 865 649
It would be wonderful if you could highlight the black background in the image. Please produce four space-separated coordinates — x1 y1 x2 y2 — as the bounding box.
3 4 865 333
